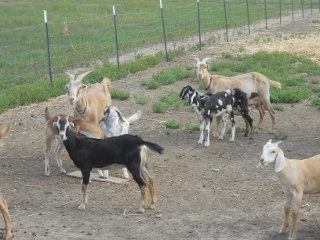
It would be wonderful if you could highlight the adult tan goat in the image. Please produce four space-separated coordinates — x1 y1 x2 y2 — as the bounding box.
65 71 112 123
195 57 281 133
0 123 13 240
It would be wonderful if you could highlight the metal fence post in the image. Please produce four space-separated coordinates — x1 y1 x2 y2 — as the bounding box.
264 0 268 29
246 0 250 34
292 0 294 20
160 0 168 62
279 0 282 24
44 10 53 86
223 0 228 41
197 0 202 50
301 0 305 17
113 6 120 69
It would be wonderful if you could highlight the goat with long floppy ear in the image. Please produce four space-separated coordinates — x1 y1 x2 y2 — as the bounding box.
0 123 13 240
258 139 320 240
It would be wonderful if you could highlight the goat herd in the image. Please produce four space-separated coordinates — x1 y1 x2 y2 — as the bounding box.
0 57 319 240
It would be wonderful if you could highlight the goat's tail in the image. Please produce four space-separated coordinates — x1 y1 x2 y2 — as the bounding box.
101 77 112 88
269 80 281 89
127 110 142 123
45 107 51 121
141 141 164 155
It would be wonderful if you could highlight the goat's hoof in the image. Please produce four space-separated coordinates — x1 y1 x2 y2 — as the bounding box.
78 204 86 210
148 203 155 209
60 169 67 174
138 208 145 213
229 139 235 142
279 228 288 234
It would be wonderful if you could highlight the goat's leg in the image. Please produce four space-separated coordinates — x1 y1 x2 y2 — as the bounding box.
279 193 292 234
198 119 205 144
229 112 236 142
204 118 210 147
78 170 91 210
121 167 129 179
138 185 148 213
147 179 157 209
256 104 266 133
54 138 66 174
213 116 221 138
218 115 227 140
44 136 54 176
0 193 13 240
289 192 303 240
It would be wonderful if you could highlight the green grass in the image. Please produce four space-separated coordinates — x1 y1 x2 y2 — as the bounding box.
133 92 149 105
186 123 200 131
110 89 130 100
163 120 181 129
273 105 285 111
274 132 288 140
151 91 181 113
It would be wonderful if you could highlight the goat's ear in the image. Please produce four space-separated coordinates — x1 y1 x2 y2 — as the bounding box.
275 150 285 172
53 122 57 127
69 122 74 129
82 84 88 90
65 83 69 90
275 141 282 146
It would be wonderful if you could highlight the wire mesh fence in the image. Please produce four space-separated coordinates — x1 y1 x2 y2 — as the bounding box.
0 0 318 94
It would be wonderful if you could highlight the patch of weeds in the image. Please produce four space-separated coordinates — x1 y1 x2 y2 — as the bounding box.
311 79 320 84
312 98 320 109
153 67 194 85
186 123 200 131
163 120 181 129
151 91 181 113
311 86 320 93
141 80 160 89
274 132 288 140
312 20 320 24
133 93 149 105
273 105 285 111
110 89 130 100
227 126 246 134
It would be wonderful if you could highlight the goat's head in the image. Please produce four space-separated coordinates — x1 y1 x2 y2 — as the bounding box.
101 105 125 123
258 140 285 172
65 71 92 105
53 116 74 141
194 57 211 79
179 85 194 100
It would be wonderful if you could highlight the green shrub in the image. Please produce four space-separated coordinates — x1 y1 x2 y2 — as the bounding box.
151 102 169 113
273 105 285 111
163 120 181 129
110 89 130 100
274 132 288 140
141 80 160 89
133 93 149 105
186 123 200 131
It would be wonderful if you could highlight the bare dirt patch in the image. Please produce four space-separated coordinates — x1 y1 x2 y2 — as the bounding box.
1 13 320 240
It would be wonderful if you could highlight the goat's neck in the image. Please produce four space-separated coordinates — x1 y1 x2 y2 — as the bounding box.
76 90 88 113
63 129 78 162
201 68 215 91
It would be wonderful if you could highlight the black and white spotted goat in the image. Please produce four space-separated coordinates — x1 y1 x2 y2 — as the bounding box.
180 85 257 147
53 116 163 212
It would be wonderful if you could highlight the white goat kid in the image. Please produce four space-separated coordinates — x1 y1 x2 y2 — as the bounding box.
98 106 142 179
258 140 320 240
195 57 281 133
65 71 112 123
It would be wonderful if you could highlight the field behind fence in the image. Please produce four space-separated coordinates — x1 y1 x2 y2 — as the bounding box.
0 0 318 94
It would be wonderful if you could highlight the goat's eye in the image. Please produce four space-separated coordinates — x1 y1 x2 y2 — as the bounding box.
271 151 276 153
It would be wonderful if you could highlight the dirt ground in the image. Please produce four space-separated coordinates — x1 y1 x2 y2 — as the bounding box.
1 13 320 240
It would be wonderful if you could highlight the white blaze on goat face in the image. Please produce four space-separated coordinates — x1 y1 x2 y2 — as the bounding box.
66 81 85 105
259 140 279 166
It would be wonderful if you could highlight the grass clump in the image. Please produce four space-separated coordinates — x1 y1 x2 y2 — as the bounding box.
163 120 181 129
186 123 200 131
151 91 180 113
133 93 149 105
153 67 195 85
274 132 288 140
141 80 160 89
312 98 320 109
273 105 285 111
110 89 130 100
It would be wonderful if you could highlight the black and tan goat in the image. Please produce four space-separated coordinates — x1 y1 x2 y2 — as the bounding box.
54 116 163 212
180 85 256 147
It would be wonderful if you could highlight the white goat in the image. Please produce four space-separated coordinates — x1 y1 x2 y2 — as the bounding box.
195 57 281 133
0 123 13 240
44 107 104 176
98 106 142 179
65 71 112 123
258 140 320 240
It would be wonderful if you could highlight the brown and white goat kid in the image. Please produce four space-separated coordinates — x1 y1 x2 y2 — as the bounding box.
258 140 320 240
195 57 281 133
44 107 104 176
0 123 13 240
53 116 163 212
65 71 112 123
98 106 142 179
